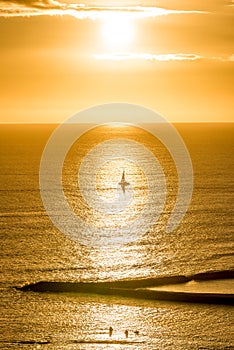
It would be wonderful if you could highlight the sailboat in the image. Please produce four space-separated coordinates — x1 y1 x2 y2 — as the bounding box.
118 170 130 187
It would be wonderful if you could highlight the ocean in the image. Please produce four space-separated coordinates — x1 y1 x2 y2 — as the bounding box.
0 123 233 349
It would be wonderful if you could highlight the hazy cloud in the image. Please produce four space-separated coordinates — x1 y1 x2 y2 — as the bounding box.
135 0 234 11
95 53 202 62
1 0 64 9
0 1 208 17
94 52 234 62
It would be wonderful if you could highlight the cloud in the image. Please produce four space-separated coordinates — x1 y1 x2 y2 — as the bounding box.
137 0 234 11
94 52 234 62
94 53 202 62
1 0 62 10
0 1 207 18
0 0 82 17
213 54 234 62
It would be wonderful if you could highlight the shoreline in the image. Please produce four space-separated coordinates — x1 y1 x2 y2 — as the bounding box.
18 270 234 305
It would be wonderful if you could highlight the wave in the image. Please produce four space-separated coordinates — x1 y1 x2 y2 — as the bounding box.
17 270 234 305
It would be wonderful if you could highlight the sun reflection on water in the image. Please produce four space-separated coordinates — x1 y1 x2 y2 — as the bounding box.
62 124 178 247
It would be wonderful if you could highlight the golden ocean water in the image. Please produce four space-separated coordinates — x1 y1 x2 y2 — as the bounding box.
0 123 233 349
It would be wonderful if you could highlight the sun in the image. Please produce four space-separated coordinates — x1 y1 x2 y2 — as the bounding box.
101 14 134 48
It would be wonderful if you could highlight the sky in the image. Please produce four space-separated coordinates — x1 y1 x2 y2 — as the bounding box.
0 0 233 123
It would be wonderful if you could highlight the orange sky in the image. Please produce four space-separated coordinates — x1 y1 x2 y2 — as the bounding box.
0 0 233 123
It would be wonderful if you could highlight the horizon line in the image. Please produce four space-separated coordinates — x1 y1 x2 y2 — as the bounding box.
1 121 233 125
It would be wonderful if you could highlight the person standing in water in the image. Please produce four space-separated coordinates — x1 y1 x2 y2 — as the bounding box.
109 326 113 337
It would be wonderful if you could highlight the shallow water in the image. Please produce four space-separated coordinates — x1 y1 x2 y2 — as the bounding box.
148 279 234 294
1 288 233 349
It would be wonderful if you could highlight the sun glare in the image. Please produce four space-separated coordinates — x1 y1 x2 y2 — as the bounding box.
108 122 129 127
101 14 134 48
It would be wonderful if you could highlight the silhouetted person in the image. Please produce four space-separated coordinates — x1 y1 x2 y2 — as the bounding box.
109 326 113 337
124 330 128 338
134 330 139 336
